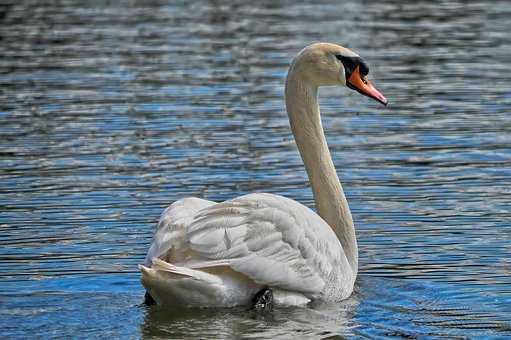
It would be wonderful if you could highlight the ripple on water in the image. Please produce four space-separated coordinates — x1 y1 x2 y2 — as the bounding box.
1 0 511 338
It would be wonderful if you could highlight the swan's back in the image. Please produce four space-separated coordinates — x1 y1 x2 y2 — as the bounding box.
140 193 355 307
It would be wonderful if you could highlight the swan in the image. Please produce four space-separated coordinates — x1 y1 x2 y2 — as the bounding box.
139 42 387 308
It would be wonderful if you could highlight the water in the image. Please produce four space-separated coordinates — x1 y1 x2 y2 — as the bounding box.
1 0 510 338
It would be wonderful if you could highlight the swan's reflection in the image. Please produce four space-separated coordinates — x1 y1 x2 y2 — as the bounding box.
140 293 360 339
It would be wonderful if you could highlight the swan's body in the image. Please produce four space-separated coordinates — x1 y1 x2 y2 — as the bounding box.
139 43 387 307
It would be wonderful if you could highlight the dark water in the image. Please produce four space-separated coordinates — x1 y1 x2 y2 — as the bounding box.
1 0 510 338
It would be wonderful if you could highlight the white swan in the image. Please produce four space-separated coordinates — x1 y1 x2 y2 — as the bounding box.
139 42 387 308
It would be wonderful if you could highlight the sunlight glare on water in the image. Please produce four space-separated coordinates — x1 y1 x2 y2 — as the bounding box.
0 0 510 338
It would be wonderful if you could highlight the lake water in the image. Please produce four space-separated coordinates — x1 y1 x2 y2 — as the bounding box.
1 0 510 338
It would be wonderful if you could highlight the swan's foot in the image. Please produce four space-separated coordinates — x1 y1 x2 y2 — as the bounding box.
144 291 156 306
252 287 273 311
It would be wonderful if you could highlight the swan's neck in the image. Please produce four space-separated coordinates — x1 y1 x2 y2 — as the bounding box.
285 71 358 274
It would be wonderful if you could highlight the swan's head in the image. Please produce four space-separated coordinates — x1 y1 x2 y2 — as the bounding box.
290 42 387 105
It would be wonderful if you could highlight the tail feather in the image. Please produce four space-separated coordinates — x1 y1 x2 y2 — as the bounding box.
139 258 224 292
139 259 228 306
139 258 258 307
150 258 195 277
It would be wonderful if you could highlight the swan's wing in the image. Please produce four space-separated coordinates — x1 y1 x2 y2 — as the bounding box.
144 197 216 266
187 193 350 296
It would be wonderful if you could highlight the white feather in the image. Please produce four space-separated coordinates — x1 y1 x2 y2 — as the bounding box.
140 193 354 307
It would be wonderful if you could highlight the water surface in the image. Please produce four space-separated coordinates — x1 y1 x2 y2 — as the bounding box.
1 0 510 338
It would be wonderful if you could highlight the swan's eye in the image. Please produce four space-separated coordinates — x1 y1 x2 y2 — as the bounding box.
359 60 369 76
336 55 370 79
335 54 357 79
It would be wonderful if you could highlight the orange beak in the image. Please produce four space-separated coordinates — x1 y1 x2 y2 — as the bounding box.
347 66 388 106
